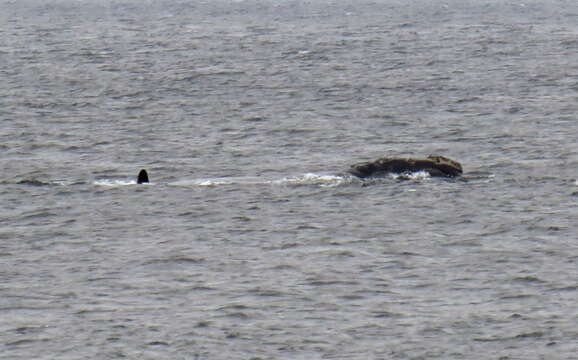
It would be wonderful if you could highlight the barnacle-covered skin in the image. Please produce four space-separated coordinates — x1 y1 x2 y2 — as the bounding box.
348 155 463 178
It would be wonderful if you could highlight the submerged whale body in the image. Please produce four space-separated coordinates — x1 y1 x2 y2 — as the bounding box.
137 169 149 184
348 155 463 178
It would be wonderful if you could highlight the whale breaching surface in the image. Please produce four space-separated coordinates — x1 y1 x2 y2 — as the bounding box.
348 155 462 178
137 169 149 184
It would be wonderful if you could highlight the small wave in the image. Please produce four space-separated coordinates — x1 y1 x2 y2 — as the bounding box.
16 179 67 186
17 179 53 186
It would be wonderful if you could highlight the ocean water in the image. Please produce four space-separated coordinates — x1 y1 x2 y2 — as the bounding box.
1 0 578 359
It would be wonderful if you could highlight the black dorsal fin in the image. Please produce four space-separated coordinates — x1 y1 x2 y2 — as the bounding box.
137 169 149 184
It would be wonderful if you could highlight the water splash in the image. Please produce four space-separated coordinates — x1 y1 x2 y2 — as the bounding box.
388 171 432 181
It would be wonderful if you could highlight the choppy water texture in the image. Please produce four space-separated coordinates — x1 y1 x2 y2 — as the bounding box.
1 0 578 359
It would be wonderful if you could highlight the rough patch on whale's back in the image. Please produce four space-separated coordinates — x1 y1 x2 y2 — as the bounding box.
427 154 463 174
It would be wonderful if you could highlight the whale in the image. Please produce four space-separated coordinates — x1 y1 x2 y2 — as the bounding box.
135 155 462 184
348 155 462 178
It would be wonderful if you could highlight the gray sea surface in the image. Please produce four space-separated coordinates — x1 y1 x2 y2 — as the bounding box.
1 0 578 359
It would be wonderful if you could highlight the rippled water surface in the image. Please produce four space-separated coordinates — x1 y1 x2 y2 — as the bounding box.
1 0 578 359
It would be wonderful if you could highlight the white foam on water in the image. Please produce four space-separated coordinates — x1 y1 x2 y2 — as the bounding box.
389 171 432 181
93 179 139 187
169 176 264 187
270 173 348 187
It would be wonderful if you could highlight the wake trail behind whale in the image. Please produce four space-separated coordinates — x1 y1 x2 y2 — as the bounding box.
168 173 351 188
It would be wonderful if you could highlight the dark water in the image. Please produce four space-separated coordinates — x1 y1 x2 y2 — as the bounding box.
1 0 578 358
